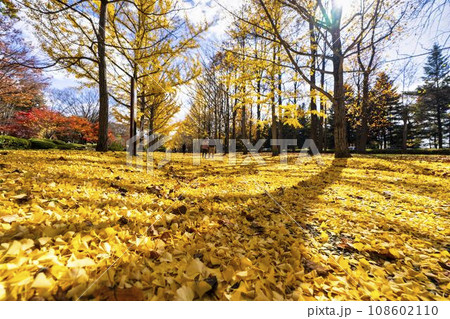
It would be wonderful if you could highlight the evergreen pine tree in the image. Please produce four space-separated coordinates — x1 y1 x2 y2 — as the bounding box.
416 44 450 148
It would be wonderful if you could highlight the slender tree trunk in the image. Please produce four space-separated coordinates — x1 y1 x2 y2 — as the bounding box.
249 101 253 143
356 0 378 154
402 106 408 151
309 20 320 149
232 108 236 141
129 69 137 156
384 131 387 149
219 87 224 140
271 70 279 156
214 90 219 140
277 54 283 143
232 86 237 141
139 95 146 148
448 125 450 148
437 104 443 149
241 88 247 139
96 0 109 152
271 95 279 156
242 92 248 155
225 89 230 154
271 46 279 156
320 47 327 151
331 1 350 158
256 78 262 142
254 37 262 143
357 72 370 153
148 104 154 137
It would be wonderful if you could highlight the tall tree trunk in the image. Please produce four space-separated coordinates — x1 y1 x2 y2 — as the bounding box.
356 0 378 153
139 94 146 148
249 101 253 143
437 103 443 149
232 86 237 141
357 72 370 153
277 54 283 144
225 88 230 154
309 20 320 149
256 78 262 142
232 108 236 141
448 125 450 148
241 87 248 155
331 0 350 158
271 46 279 156
271 68 279 156
96 0 109 152
271 94 279 156
241 89 247 140
129 69 137 156
214 90 219 139
148 104 154 137
402 107 408 152
319 46 327 151
384 130 387 149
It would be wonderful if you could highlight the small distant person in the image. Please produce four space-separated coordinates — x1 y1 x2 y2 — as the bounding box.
182 143 187 155
208 138 215 159
201 138 209 159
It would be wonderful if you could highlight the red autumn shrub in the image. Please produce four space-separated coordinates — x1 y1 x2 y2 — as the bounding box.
3 108 64 139
2 108 115 144
58 116 96 143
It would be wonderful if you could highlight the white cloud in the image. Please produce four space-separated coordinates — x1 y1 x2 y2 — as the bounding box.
181 0 243 41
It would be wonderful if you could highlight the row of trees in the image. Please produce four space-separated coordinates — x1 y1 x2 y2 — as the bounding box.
10 0 206 152
1 0 448 156
174 0 449 155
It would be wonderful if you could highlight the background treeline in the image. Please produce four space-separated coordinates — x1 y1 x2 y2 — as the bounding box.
0 0 449 156
173 0 450 156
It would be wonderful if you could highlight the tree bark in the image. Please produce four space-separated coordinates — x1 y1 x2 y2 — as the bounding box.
319 44 327 151
148 104 154 137
402 106 408 151
271 45 279 156
96 0 109 152
437 102 443 149
256 78 262 142
241 88 247 139
309 20 320 149
139 94 145 148
232 85 237 141
356 72 370 153
277 54 283 144
331 0 350 158
224 88 230 154
271 95 279 156
129 69 137 156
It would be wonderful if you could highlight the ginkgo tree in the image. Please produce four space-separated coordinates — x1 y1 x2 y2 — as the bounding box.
107 0 205 155
22 0 119 151
254 0 412 157
182 1 307 156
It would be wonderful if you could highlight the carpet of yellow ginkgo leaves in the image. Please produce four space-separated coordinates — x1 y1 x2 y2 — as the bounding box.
0 150 449 301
